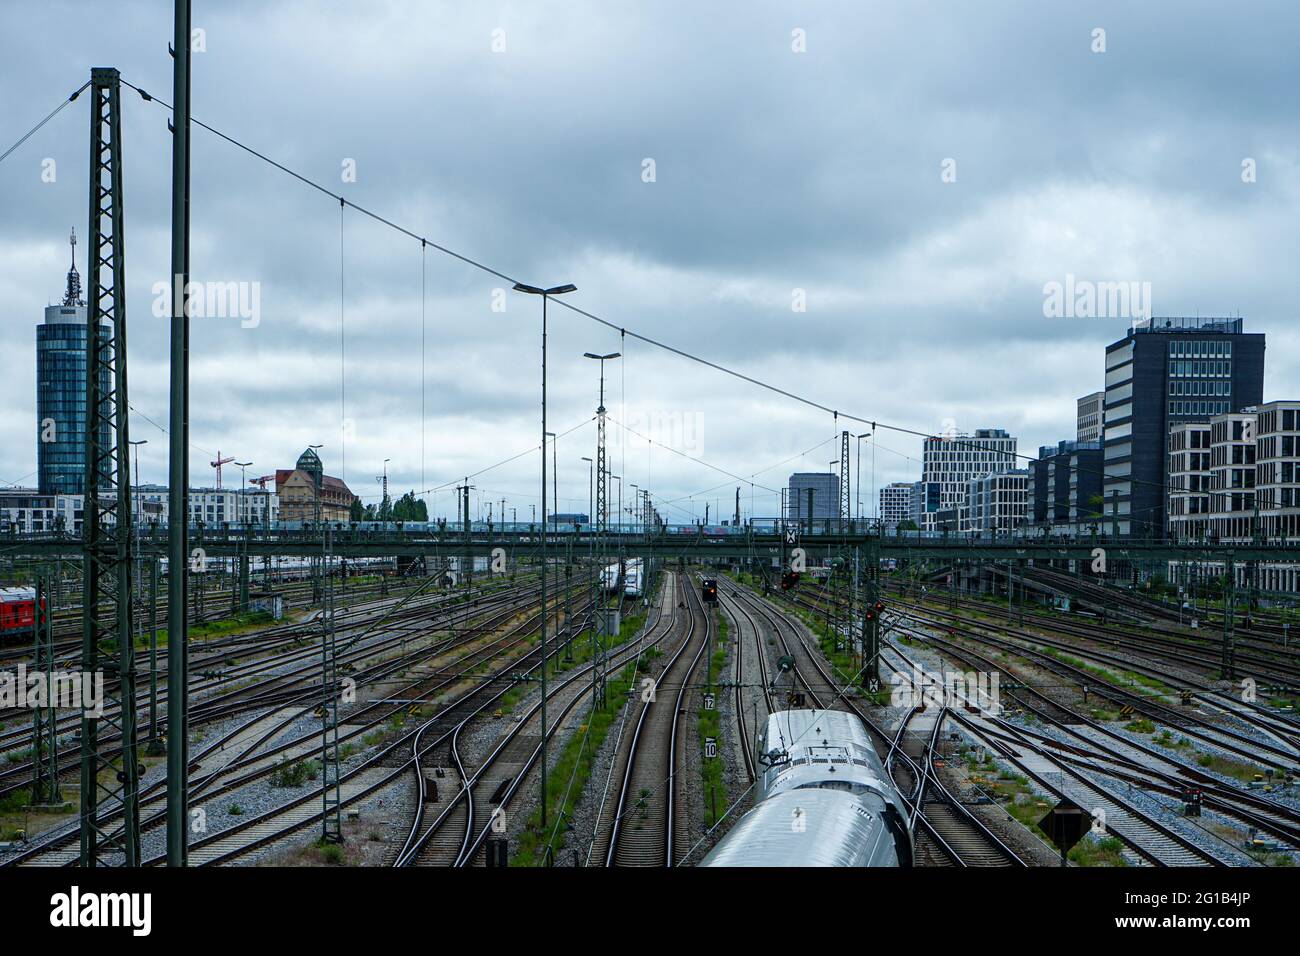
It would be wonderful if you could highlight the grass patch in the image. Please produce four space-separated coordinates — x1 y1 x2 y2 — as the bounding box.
270 759 320 788
511 658 643 866
1069 834 1129 867
140 610 275 649
699 607 729 827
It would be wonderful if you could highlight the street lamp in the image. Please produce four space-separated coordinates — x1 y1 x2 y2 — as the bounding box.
545 431 558 524
512 280 576 850
234 461 252 526
128 439 148 524
581 457 593 527
855 433 871 523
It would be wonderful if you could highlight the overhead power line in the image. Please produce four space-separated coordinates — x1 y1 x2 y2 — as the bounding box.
0 81 88 167
116 77 1172 497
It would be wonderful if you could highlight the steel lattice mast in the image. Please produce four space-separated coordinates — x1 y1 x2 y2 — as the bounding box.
320 527 343 842
839 429 851 530
82 66 140 866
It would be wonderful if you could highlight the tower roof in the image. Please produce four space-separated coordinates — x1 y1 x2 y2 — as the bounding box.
296 447 321 468
62 227 84 307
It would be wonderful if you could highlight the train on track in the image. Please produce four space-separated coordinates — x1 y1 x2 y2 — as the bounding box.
599 558 644 598
700 709 913 867
0 587 40 639
156 554 395 581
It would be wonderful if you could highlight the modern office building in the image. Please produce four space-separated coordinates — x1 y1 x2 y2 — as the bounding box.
908 481 940 528
1102 317 1264 537
37 230 111 495
1077 391 1104 443
0 487 166 534
1029 440 1104 535
1169 410 1256 591
785 472 840 522
879 482 912 529
1207 411 1258 544
188 488 278 527
1167 422 1212 543
959 470 1030 535
1252 401 1300 592
1168 402 1300 594
918 428 1017 532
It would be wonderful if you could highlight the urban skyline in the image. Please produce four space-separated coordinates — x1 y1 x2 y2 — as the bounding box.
3 0 1298 904
12 231 1295 528
3 2 1298 525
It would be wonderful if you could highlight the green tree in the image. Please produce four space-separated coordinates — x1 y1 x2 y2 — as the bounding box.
392 491 428 522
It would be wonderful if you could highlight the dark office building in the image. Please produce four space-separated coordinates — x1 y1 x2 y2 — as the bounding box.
786 472 840 521
1102 317 1265 537
1029 440 1103 534
37 230 110 495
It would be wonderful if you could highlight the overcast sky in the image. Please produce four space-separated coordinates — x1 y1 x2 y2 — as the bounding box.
2 0 1298 523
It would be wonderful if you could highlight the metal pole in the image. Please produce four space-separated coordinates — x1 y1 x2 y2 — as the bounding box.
148 556 162 754
166 0 192 867
540 292 549 831
855 435 862 522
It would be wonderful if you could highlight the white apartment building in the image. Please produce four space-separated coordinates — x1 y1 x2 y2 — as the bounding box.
918 428 1017 532
959 470 1030 535
1167 422 1212 543
879 482 912 529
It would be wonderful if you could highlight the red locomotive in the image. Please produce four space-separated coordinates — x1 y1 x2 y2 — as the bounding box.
0 587 41 638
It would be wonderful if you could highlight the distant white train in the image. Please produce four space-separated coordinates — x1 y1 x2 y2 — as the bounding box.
158 554 394 582
599 558 644 598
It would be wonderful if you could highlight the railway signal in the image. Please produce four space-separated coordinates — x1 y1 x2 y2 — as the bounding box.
1038 797 1091 866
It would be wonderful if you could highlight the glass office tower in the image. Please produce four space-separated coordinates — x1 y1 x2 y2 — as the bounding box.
37 230 110 495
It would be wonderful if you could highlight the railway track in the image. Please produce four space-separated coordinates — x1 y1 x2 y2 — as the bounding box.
784 580 1299 767
723 574 1028 867
714 585 775 785
885 621 1300 854
2 580 573 865
0 578 546 800
398 576 679 867
598 572 711 867
894 602 1300 768
773 580 1277 863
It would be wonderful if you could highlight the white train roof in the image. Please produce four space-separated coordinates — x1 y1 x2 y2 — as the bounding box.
699 789 901 867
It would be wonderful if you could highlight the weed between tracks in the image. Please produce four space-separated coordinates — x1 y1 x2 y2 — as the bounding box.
511 610 649 867
699 608 728 827
137 610 277 650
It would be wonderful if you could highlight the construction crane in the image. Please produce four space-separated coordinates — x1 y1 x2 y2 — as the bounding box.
209 451 235 489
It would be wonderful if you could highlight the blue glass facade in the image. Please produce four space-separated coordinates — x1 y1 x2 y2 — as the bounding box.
37 305 110 495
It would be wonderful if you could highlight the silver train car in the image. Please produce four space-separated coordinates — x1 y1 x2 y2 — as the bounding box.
700 709 912 867
599 558 644 598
